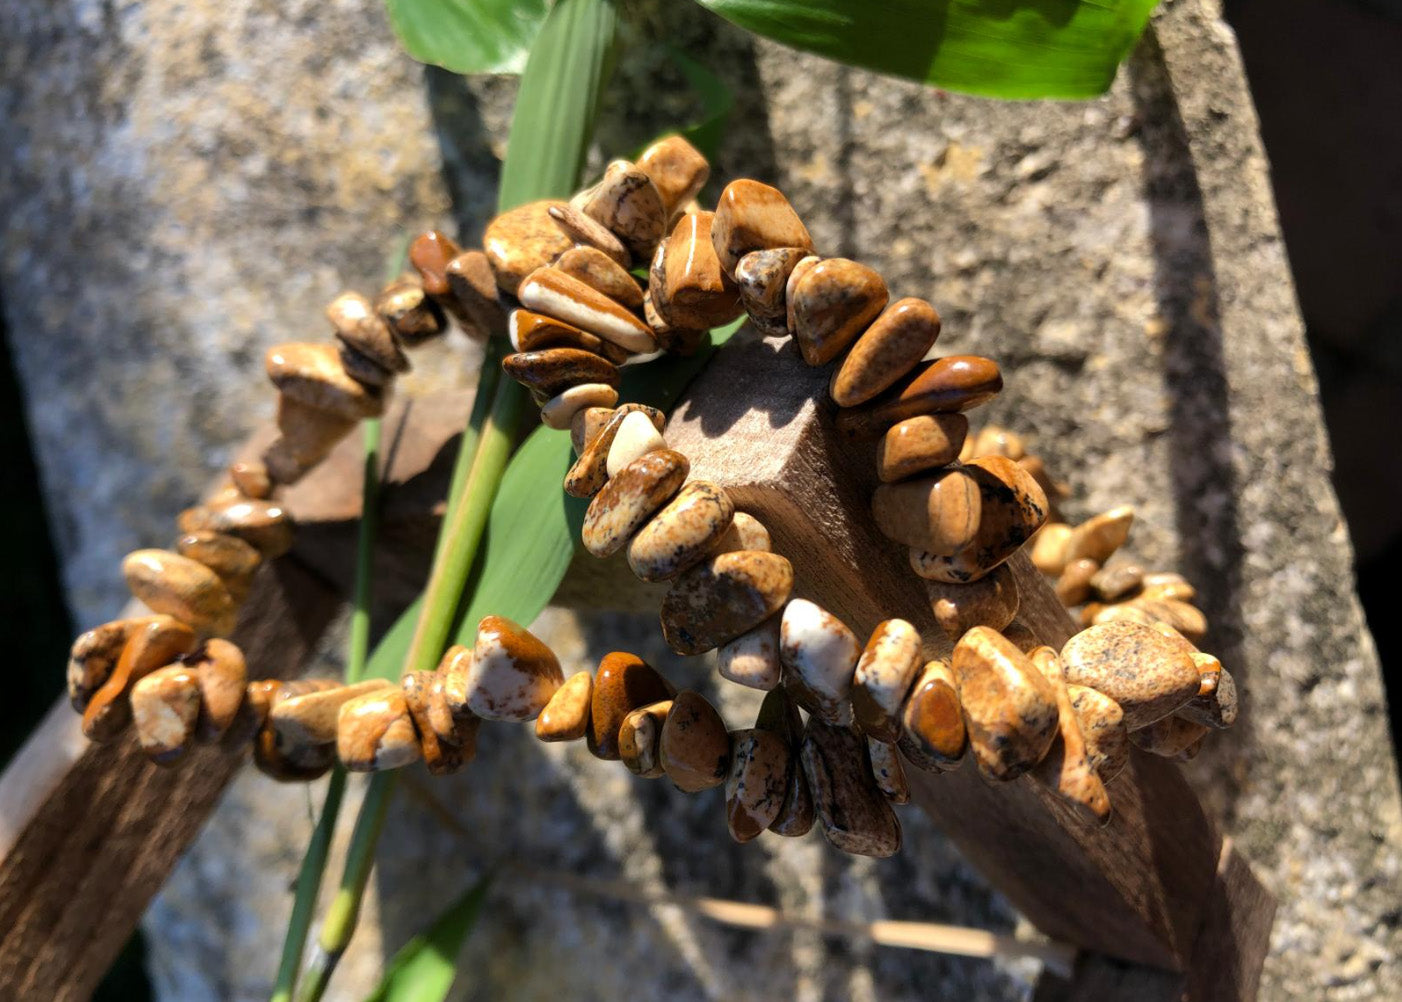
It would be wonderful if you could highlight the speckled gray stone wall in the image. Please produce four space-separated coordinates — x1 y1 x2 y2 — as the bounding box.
3 1 1398 1000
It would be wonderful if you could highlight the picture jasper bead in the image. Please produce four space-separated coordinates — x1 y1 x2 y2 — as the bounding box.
708 511 772 556
663 210 743 330
898 659 967 772
564 404 667 498
178 498 294 558
717 615 782 691
510 309 615 359
787 258 889 366
836 355 1003 439
754 688 815 837
191 638 247 743
408 229 461 299
734 247 810 338
403 670 476 776
130 664 202 765
1177 657 1238 729
582 449 690 558
68 618 136 712
952 627 1060 781
1130 713 1210 758
177 531 262 601
1056 557 1100 606
518 267 656 354
1030 523 1073 577
1067 684 1130 782
800 718 901 858
926 562 1020 640
876 413 969 484
1027 647 1112 825
573 160 667 259
619 700 672 778
1060 621 1201 730
660 550 794 655
81 615 199 742
870 467 981 555
376 277 446 346
338 687 421 772
502 347 619 398
851 619 923 743
626 481 736 582
554 245 644 310
270 678 394 747
588 652 674 760
830 297 940 406
780 599 861 726
711 179 814 276
484 199 573 295
636 135 710 218
228 459 273 500
122 549 237 636
1064 506 1135 565
445 249 509 338
265 342 386 420
326 291 409 375
463 615 564 721
535 670 594 742
659 690 731 793
726 728 791 841
867 737 910 804
541 383 619 431
605 411 667 478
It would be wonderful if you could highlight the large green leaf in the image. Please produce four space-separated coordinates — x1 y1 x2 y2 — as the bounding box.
692 0 1158 100
361 873 493 1002
385 0 550 75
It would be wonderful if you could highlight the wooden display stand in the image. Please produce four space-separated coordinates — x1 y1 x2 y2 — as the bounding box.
0 333 1274 999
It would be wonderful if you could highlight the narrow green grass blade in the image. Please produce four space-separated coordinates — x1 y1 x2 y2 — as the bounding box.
692 0 1158 100
386 0 550 75
360 873 494 1002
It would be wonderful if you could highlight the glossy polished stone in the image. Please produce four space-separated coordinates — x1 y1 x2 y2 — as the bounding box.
581 449 689 558
898 659 967 772
462 615 564 722
926 562 1020 640
535 670 594 742
952 627 1059 781
717 615 782 691
265 342 386 421
875 413 968 483
130 664 201 765
483 199 573 295
626 480 736 581
835 355 1003 438
573 160 667 259
446 249 509 338
711 179 814 275
851 618 923 743
588 652 674 761
725 728 791 841
660 550 793 655
637 135 709 218
800 718 901 858
734 247 809 338
830 297 941 405
659 690 730 793
871 467 981 555
122 549 236 636
1060 621 1202 730
338 687 421 772
780 599 861 725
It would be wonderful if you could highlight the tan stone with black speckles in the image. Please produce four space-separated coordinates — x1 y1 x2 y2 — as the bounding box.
1067 684 1130 782
663 211 743 330
708 511 771 556
327 292 409 375
535 670 594 742
726 728 791 841
503 347 619 398
787 258 888 366
463 615 564 721
403 670 476 775
548 203 631 268
178 498 294 558
871 467 981 555
661 551 794 656
754 688 815 836
1030 523 1073 576
712 180 814 276
555 245 644 310
1092 563 1144 602
927 562 1020 640
867 738 909 804
1064 506 1134 565
177 531 261 602
1060 621 1201 730
619 700 671 778
831 297 942 406
1028 647 1112 825
377 276 446 346
952 627 1060 781
190 638 246 743
1131 714 1210 757
659 690 730 792
338 688 421 772
446 249 509 338
519 267 656 354
588 653 674 760
582 449 689 558
131 665 202 765
270 678 394 746
484 199 572 295
1056 558 1101 606
1130 597 1208 643
123 549 236 636
718 615 782 691
265 342 386 420
780 599 861 725
734 247 810 338
836 356 1003 439
572 406 616 455
898 659 967 772
637 135 709 218
851 619 923 743
876 413 968 483
1177 654 1238 729
80 615 199 743
564 405 667 498
801 718 901 857
627 481 736 582
573 160 667 259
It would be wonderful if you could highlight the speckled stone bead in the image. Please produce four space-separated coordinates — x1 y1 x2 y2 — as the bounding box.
659 690 730 792
627 481 736 582
541 383 619 431
725 728 791 841
1091 563 1145 602
68 618 137 712
754 688 815 836
177 531 261 602
564 405 668 498
228 460 273 500
835 356 1003 439
503 347 620 398
712 180 814 276
660 550 793 655
1028 647 1112 824
926 562 1020 640
787 258 889 366
571 405 616 455
582 449 690 557
81 616 199 743
1060 621 1201 730
606 411 667 477
265 342 386 420
876 413 968 484
327 292 409 376
619 700 672 778
1131 713 1211 757
588 652 674 760
510 309 618 360
637 135 709 218
801 718 901 858
408 230 461 299
535 670 594 742
1140 571 1197 603
1030 523 1073 577
898 659 967 772
708 511 772 556
871 467 981 555
734 247 810 338
445 249 509 338
462 615 564 721
573 160 667 259
1056 557 1101 606
178 498 295 558
403 670 477 776
519 267 656 354
264 399 355 483
377 276 447 346
780 599 861 725
484 199 572 295
1064 506 1134 565
661 210 743 330
338 687 421 772
1066 684 1130 782
830 297 941 406
867 738 910 804
851 619 923 743
1177 656 1238 729
555 245 644 310
952 627 1060 781
717 615 782 691
548 203 631 267
270 678 394 747
190 638 247 743
255 704 337 783
1131 597 1208 643
122 549 236 636
131 664 202 765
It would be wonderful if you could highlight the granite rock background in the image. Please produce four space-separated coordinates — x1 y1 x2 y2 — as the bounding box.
2 0 1399 1000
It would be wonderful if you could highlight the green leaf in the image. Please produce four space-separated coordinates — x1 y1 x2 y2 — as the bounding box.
385 0 550 75
691 0 1159 100
361 873 494 1002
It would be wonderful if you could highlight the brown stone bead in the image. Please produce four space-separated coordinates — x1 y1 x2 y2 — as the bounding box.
1130 713 1210 758
541 384 619 431
509 309 616 359
484 199 573 295
1000 620 1042 653
1177 656 1238 729
800 718 901 857
867 737 910 804
265 342 386 421
445 249 509 339
626 481 736 582
1060 621 1201 730
377 275 447 346
502 347 619 398
708 511 772 556
645 299 708 355
927 562 1020 640
662 211 743 330
123 549 236 636
263 398 356 483
131 665 202 765
725 728 791 841
1029 523 1073 577
178 498 295 559
876 413 968 484
518 267 656 354
605 411 667 476
1085 602 1158 631
555 245 644 310
1064 506 1135 565
619 699 671 778
851 618 923 743
787 258 889 366
659 690 730 793
402 670 477 776
326 291 410 375
1090 563 1144 602
660 550 794 656
222 678 282 751
573 160 667 259
1067 684 1130 782
535 670 594 742
270 678 394 746
1056 557 1101 606
637 135 709 218
1130 597 1209 643
952 627 1060 781
581 449 689 557
711 179 814 276
462 615 564 721
898 659 967 772
254 720 336 783
836 356 1003 439
408 230 461 299
734 247 810 338
177 531 261 602
228 460 273 500
780 599 861 726
188 638 247 743
754 688 815 837
337 687 421 772
338 343 394 389
1027 647 1112 825
717 615 782 691
830 297 940 406
871 467 981 555
547 204 631 269
1141 571 1197 603
571 405 616 455
967 426 1026 461
564 404 667 497
68 618 136 713
588 653 674 760
81 616 199 742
